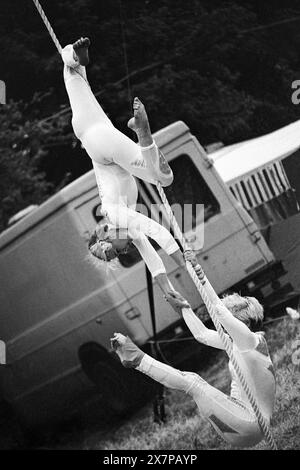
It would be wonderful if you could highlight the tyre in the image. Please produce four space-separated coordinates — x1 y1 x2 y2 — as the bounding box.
88 361 135 413
78 342 136 415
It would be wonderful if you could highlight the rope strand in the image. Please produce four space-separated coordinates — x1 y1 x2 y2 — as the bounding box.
32 0 62 54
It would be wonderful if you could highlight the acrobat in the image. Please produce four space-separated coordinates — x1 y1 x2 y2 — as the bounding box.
111 291 276 448
62 37 188 304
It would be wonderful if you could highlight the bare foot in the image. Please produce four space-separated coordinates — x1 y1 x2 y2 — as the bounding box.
128 97 173 185
127 97 152 140
73 37 90 66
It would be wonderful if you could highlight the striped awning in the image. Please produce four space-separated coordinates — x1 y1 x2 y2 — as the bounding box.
211 119 300 184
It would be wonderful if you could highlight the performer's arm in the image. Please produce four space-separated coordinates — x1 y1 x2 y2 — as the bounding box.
166 292 258 351
132 233 181 306
165 291 226 349
182 306 227 349
213 303 259 351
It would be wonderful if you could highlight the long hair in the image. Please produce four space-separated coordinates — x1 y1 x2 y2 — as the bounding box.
221 293 264 332
85 251 120 273
87 216 119 268
87 216 132 271
86 222 120 273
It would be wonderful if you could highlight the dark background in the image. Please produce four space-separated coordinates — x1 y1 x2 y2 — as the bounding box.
1 0 300 230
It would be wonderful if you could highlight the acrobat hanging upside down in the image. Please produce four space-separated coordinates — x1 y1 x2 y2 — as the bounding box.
62 37 190 308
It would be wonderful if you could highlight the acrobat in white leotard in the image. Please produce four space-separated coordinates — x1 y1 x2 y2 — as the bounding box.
135 302 276 447
62 44 180 277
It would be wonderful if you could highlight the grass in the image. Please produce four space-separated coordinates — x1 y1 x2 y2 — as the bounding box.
2 316 299 450
55 316 300 450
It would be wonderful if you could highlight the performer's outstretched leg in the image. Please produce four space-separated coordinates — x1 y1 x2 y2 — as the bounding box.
111 333 263 448
111 333 195 391
62 39 113 139
127 97 173 187
62 39 172 186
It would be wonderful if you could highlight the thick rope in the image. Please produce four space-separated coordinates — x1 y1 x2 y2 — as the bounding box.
32 0 89 87
156 182 277 450
32 0 62 54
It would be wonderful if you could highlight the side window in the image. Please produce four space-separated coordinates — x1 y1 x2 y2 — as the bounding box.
92 153 220 269
163 154 220 225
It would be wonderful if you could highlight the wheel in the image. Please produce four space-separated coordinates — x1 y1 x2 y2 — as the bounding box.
89 361 135 413
78 343 136 414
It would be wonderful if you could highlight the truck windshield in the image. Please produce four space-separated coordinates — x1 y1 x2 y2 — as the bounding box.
94 153 220 268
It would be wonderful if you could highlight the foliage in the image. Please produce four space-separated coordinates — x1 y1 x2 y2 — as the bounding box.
1 0 300 229
83 319 300 450
0 97 55 230
35 317 300 450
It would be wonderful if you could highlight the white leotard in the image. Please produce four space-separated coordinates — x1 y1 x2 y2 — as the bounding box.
62 45 179 276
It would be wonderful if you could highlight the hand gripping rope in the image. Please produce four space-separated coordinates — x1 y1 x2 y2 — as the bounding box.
31 0 277 450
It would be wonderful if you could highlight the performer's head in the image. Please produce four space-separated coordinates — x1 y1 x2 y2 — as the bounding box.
221 293 264 332
88 216 132 263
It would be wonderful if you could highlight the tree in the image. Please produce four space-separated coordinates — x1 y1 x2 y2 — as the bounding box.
1 0 300 230
0 98 54 231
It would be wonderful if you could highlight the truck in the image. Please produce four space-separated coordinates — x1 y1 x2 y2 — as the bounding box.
0 121 294 429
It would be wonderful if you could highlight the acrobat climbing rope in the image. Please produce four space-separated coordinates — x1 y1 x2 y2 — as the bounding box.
156 182 277 449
